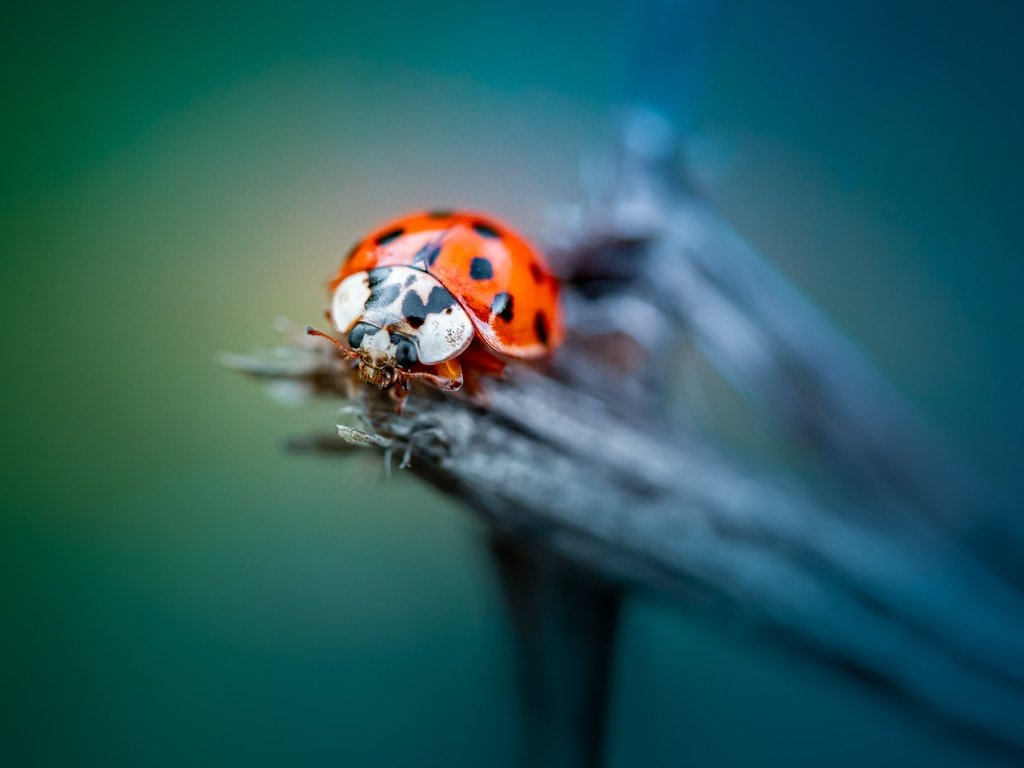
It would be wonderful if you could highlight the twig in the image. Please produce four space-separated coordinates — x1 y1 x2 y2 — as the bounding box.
226 111 1024 758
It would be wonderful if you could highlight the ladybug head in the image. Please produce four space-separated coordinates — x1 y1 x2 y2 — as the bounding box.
311 266 474 390
305 322 416 389
346 322 418 388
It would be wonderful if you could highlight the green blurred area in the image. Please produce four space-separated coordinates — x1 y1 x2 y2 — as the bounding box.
2 2 1020 766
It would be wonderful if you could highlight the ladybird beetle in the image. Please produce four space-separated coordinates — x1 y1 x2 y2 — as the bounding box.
307 210 563 405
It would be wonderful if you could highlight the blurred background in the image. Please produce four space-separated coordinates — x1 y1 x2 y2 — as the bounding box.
2 1 1022 766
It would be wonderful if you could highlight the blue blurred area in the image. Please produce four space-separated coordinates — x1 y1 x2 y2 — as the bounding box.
1 2 1021 766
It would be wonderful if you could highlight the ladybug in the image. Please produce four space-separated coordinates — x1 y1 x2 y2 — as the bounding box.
307 210 563 404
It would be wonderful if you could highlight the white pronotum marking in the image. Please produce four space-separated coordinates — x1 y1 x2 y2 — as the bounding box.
330 266 474 366
330 272 371 334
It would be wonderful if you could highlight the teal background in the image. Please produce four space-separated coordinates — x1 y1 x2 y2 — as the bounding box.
2 2 1021 766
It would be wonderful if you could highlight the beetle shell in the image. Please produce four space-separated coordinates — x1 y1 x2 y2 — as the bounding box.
330 210 563 359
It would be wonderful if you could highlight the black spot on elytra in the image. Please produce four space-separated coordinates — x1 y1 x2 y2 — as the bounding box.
402 286 456 329
412 242 442 269
427 209 455 219
472 221 501 239
375 227 405 246
534 311 549 345
470 257 493 280
529 262 544 283
491 292 514 322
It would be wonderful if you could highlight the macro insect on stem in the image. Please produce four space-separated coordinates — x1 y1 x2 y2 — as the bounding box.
307 210 563 409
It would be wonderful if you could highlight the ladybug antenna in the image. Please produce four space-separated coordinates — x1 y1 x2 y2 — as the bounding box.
306 325 358 359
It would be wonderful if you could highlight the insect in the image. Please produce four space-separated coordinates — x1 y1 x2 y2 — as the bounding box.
307 210 563 406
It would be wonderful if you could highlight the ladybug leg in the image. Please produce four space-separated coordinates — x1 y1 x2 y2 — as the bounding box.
390 378 410 413
404 358 464 391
